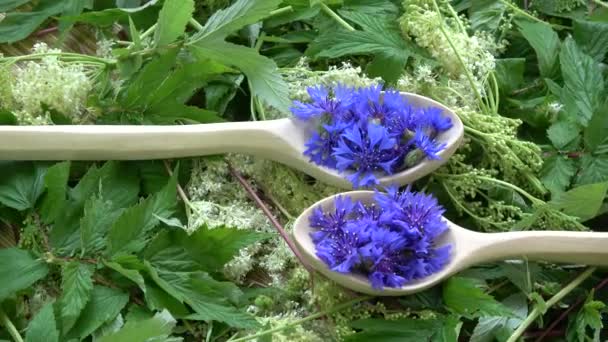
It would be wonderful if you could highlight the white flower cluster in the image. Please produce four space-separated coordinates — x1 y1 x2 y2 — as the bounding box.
9 43 92 125
252 311 325 342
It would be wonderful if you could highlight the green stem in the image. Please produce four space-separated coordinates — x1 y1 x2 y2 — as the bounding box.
476 176 544 205
431 0 485 112
592 0 608 8
3 52 115 65
0 308 24 342
188 18 204 32
140 23 157 39
507 267 597 342
231 296 372 342
442 0 467 34
270 5 293 16
497 0 569 30
319 3 355 31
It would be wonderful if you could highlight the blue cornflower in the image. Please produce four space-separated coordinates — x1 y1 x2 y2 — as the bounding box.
304 122 351 167
309 186 452 290
333 123 400 187
290 84 356 121
419 107 453 133
411 129 446 160
309 195 356 243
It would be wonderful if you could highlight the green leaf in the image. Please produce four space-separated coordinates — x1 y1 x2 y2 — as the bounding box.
443 277 514 318
25 303 59 342
494 58 525 94
65 286 129 340
0 0 30 11
174 225 270 272
471 293 528 342
146 102 223 124
583 101 608 152
58 0 92 32
0 248 49 301
60 262 94 332
573 19 608 61
190 41 290 113
549 181 608 221
567 290 606 342
575 155 608 186
0 0 66 43
345 318 441 341
516 20 560 77
144 281 190 318
105 261 146 294
559 37 604 126
431 315 462 342
547 121 580 149
39 161 70 223
98 309 176 342
194 0 281 41
0 162 46 211
541 155 577 194
468 0 507 32
81 197 122 255
106 170 177 256
154 0 193 46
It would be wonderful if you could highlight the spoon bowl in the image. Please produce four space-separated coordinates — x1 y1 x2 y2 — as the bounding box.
0 92 463 189
293 191 608 296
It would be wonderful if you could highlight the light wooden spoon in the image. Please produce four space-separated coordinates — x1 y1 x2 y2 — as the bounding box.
0 92 463 189
294 191 608 296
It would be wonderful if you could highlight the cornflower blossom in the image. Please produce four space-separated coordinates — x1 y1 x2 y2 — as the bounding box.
290 83 452 187
309 187 451 290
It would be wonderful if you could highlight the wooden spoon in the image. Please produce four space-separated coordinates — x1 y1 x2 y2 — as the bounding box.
0 92 463 189
293 191 608 296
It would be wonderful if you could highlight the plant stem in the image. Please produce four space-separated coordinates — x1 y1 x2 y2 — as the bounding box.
497 0 569 30
231 296 371 342
319 3 355 31
0 308 24 342
163 161 194 221
442 0 467 34
476 176 544 205
507 267 597 342
227 163 313 273
270 6 294 16
592 0 608 8
431 0 486 112
188 18 204 32
140 23 157 39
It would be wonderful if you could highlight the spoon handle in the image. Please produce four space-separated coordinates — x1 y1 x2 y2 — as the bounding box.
0 120 287 160
472 230 608 266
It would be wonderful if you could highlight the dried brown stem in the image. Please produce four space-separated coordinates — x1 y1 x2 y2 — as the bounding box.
227 162 313 273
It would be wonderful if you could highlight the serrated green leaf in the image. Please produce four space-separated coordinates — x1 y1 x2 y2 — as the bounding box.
431 315 462 342
345 317 441 341
65 286 129 340
105 261 146 294
559 37 604 126
154 0 194 46
567 290 606 342
516 20 560 77
60 262 94 332
0 0 66 43
39 161 70 223
547 121 580 149
25 302 59 342
471 293 527 342
443 277 514 319
575 155 608 186
549 181 608 221
81 197 122 256
106 170 177 256
144 280 190 318
573 19 608 61
173 225 271 272
190 41 290 113
194 0 281 41
583 101 608 152
494 58 525 94
468 0 507 32
0 248 48 301
0 162 46 211
98 309 176 342
146 102 223 124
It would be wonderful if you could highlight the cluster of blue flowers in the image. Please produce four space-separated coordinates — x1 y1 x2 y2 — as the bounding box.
309 186 451 290
291 84 452 188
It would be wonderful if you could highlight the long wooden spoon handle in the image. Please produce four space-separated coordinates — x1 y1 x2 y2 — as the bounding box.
472 230 608 266
0 120 284 160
